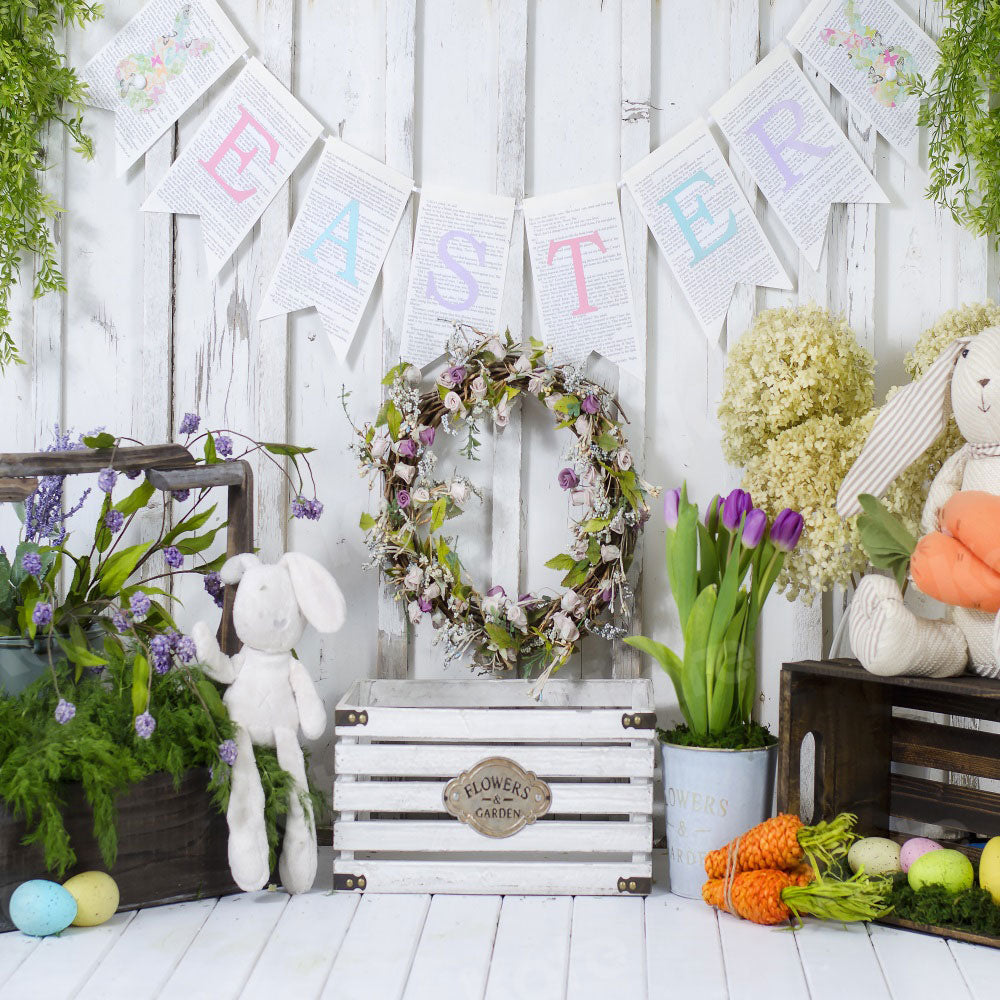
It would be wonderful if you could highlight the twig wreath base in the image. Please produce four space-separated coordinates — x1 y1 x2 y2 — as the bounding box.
349 330 657 679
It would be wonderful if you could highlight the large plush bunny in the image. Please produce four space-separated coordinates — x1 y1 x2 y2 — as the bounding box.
192 552 345 894
838 327 1000 680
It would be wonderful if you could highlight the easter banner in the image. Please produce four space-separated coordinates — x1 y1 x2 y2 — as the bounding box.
259 138 414 361
81 0 247 175
788 0 940 161
711 45 889 270
400 188 516 370
142 58 323 276
624 119 793 337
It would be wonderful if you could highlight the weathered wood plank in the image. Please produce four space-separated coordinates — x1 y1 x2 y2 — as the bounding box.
566 896 647 1000
0 444 193 477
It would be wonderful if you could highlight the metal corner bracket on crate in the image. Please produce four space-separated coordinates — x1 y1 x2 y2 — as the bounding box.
332 678 656 896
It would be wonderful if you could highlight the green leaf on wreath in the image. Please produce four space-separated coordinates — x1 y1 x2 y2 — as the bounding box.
485 623 515 649
430 497 448 532
582 518 609 533
544 553 577 571
83 432 116 450
595 433 619 451
561 560 592 588
359 513 377 532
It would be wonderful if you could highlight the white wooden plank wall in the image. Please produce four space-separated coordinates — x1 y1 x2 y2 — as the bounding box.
4 0 998 794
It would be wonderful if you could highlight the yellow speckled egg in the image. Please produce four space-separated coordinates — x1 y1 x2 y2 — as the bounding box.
62 871 119 927
980 837 1000 905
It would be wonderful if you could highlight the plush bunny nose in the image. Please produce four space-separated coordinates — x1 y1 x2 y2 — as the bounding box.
980 378 991 387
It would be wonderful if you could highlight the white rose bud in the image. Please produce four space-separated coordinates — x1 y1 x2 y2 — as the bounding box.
432 610 446 629
513 355 531 373
494 397 510 427
571 487 594 510
601 544 621 563
574 415 590 438
444 391 463 414
370 431 391 460
403 566 423 590
482 594 504 618
506 604 528 631
407 601 423 625
561 590 583 615
616 447 633 471
609 510 625 534
412 486 430 504
395 462 416 484
551 611 580 644
423 582 441 601
545 393 563 412
450 480 468 503
403 364 421 386
485 338 505 360
580 465 599 488
570 537 589 560
470 375 488 399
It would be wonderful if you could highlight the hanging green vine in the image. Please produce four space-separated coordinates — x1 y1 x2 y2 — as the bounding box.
907 1 1000 244
0 0 103 371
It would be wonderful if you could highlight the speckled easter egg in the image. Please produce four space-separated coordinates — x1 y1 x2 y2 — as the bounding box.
63 871 120 927
908 849 975 893
9 880 78 937
847 837 901 876
900 837 942 874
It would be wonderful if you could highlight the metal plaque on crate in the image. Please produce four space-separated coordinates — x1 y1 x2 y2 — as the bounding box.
443 756 551 838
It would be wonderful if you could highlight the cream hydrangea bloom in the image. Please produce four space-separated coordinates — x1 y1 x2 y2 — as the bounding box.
719 304 874 466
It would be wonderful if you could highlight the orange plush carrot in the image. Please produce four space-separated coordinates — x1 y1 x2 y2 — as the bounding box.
702 869 891 926
910 532 1000 612
942 491 1000 574
704 813 857 879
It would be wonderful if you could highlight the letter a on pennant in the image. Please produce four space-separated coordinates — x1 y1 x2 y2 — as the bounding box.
142 58 323 276
710 45 886 270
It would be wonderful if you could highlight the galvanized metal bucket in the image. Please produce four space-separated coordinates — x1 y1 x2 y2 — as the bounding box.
661 740 777 898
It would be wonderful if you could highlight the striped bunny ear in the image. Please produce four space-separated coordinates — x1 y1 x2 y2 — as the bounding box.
837 337 972 517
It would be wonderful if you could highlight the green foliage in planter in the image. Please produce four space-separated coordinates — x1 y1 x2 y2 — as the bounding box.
0 643 325 877
907 2 1000 244
0 0 103 370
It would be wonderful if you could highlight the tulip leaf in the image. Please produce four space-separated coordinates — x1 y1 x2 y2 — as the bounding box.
667 500 698 630
625 635 689 725
708 596 747 734
680 585 715 740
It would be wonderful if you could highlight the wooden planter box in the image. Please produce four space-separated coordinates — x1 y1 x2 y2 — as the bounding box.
332 678 655 895
1 769 239 932
778 658 1000 948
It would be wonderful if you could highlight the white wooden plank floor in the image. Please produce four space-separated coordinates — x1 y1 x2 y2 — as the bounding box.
3 852 1000 1000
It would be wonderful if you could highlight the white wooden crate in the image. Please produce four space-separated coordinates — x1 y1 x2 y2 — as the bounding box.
332 679 655 895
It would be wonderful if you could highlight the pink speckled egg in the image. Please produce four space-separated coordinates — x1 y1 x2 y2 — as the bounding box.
900 837 942 873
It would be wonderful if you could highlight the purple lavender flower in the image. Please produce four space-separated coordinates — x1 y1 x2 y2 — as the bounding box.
581 394 600 415
306 499 324 520
558 468 579 491
172 489 191 503
720 488 752 532
218 739 238 765
97 467 117 494
23 426 89 546
164 546 183 569
397 489 411 510
417 596 432 613
397 438 418 459
111 609 131 633
419 426 436 447
21 552 42 578
175 635 196 664
134 712 156 739
129 593 151 620
32 602 53 628
104 510 125 533
124 469 141 481
179 412 200 436
771 508 804 553
214 435 233 458
54 699 76 724
663 488 681 528
742 508 768 549
150 634 173 674
204 571 224 608
291 496 324 520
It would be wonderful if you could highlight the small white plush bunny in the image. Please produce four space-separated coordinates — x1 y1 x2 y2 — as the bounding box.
192 551 345 894
838 326 1000 679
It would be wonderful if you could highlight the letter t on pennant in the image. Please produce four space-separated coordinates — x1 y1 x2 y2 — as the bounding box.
199 104 280 203
547 231 606 316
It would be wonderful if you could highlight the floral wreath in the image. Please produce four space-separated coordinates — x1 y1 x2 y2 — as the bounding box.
348 330 658 679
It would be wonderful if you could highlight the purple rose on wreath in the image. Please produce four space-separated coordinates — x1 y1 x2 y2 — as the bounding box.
558 468 579 491
397 489 411 510
448 366 467 386
581 394 600 415
486 585 506 598
397 438 418 459
419 426 436 447
417 596 432 613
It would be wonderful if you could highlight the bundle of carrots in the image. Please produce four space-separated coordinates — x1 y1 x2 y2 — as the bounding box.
701 813 892 926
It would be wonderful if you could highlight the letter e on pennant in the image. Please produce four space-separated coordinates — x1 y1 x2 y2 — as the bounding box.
200 104 280 203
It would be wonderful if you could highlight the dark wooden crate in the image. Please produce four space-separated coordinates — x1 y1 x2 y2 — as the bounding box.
778 658 1000 948
0 769 239 932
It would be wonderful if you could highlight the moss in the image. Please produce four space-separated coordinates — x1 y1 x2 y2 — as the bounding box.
890 874 1000 938
658 721 776 750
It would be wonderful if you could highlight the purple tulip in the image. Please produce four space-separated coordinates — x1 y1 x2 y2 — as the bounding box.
397 438 418 458
742 508 768 548
771 508 804 552
558 468 579 490
704 495 721 532
663 488 681 527
720 488 752 531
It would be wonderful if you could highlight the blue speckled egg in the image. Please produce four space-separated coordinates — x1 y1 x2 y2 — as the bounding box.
9 879 78 937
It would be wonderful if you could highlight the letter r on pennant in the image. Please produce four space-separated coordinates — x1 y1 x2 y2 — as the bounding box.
199 104 280 203
745 99 833 191
547 231 606 316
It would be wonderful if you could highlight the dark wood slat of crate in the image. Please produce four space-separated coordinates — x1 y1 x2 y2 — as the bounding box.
778 666 893 833
785 659 1000 701
0 478 37 502
0 769 239 933
893 687 1000 726
891 773 1000 834
892 716 1000 781
0 444 195 478
878 915 1000 949
147 464 247 490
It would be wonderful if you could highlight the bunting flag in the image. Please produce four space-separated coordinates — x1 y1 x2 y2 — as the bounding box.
81 0 247 175
624 119 793 337
142 58 323 276
523 184 640 377
259 138 413 360
400 188 516 369
788 0 939 162
711 45 888 270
